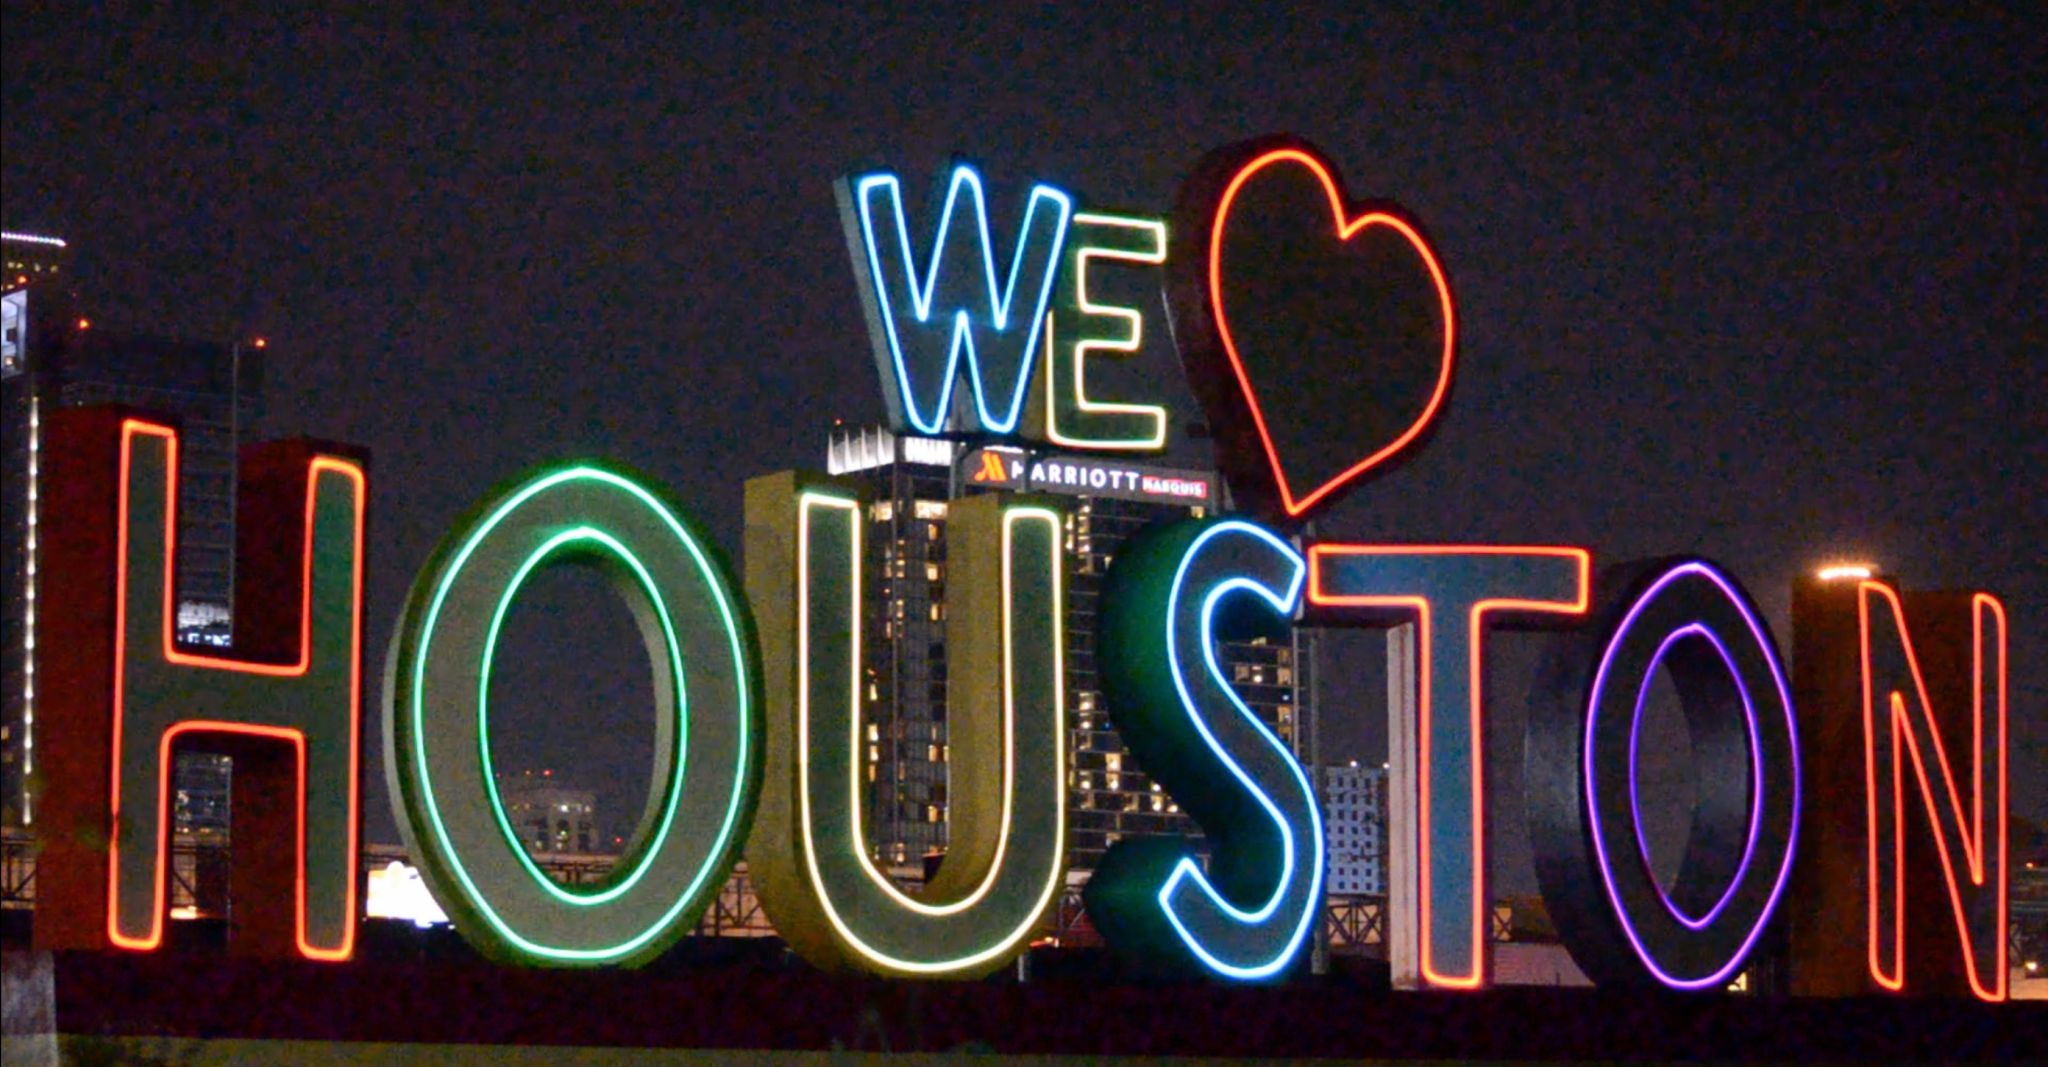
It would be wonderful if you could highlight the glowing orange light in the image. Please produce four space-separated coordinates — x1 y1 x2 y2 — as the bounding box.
254 337 269 349
1857 581 2007 1002
77 317 91 330
1307 544 1589 988
105 420 366 960
1209 149 1455 519
970 451 1009 483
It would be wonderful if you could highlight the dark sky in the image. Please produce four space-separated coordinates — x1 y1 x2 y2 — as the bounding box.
5 6 2041 893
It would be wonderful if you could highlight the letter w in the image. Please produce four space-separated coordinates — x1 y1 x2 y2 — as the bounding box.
840 165 1071 436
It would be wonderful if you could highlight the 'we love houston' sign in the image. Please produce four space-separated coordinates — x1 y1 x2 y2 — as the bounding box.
31 135 2012 1001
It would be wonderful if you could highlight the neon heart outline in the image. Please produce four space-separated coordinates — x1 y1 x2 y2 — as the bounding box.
1208 148 1457 519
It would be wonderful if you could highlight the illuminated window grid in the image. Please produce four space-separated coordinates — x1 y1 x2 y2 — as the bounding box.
817 434 1316 881
1322 763 1389 897
5 332 259 835
841 452 954 871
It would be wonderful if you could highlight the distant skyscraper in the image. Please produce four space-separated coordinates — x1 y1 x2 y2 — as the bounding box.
497 770 604 856
1322 762 1387 896
823 426 1311 878
1 230 71 294
824 427 960 870
2 246 262 828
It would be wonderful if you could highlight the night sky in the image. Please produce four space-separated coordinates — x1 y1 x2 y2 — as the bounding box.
4 7 2041 892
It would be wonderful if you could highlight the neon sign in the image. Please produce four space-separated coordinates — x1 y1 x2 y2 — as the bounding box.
20 135 2019 1006
385 464 759 966
1306 545 1589 988
840 165 1072 437
1528 559 1800 990
741 474 1066 978
1087 518 1322 979
1032 211 1172 451
1787 575 2008 1001
35 410 365 960
1166 136 1455 523
961 446 1215 504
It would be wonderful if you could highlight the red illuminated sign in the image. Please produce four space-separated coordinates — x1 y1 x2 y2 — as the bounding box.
1167 136 1456 524
35 410 366 961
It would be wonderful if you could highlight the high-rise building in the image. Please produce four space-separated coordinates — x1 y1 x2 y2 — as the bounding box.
1321 761 1388 896
496 770 604 856
824 427 958 872
2 230 72 295
2 251 262 829
823 427 1314 879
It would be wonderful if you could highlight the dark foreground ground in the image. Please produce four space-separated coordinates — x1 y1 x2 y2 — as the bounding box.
2 920 2040 1065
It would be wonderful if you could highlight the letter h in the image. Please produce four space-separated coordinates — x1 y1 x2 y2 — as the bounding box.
34 409 366 960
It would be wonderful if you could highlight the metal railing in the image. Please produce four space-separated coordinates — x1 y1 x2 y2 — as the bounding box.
18 831 2023 965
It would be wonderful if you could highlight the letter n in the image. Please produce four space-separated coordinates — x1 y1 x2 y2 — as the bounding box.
34 408 366 960
1790 574 2007 1000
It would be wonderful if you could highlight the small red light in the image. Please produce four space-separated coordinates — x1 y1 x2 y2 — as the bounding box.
77 317 91 330
254 337 269 349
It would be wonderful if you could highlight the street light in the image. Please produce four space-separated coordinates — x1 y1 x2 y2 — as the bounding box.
1816 563 1875 582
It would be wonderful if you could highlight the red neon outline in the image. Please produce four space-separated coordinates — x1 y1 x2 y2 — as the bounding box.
1307 545 1589 988
1208 149 1455 519
1857 581 2007 1002
106 420 364 961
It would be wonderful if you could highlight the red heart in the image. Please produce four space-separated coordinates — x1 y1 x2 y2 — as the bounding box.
1202 145 1456 520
